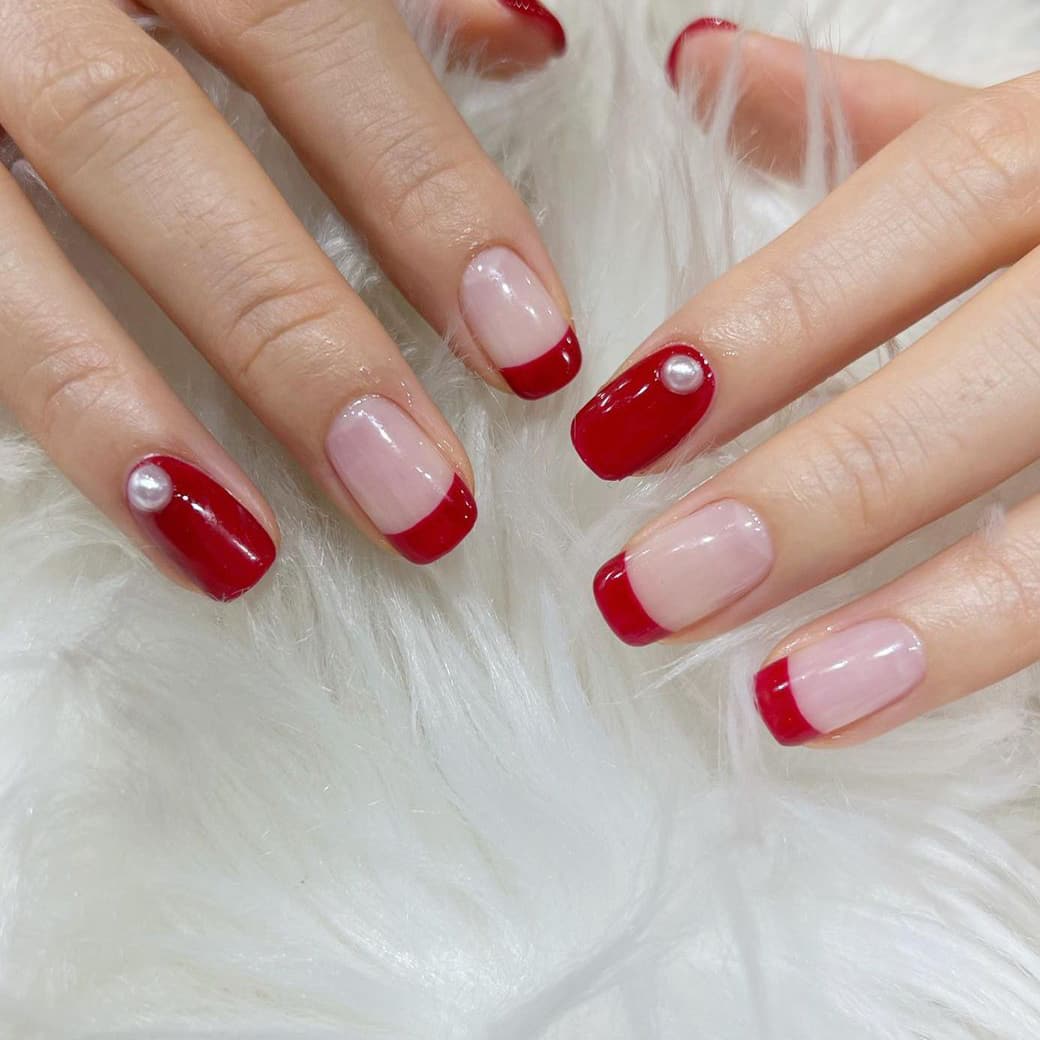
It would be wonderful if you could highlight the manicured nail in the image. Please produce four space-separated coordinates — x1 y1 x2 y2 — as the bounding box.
594 500 772 646
461 246 581 400
754 620 926 746
571 345 716 480
498 0 567 55
126 455 276 601
666 17 740 87
325 397 476 565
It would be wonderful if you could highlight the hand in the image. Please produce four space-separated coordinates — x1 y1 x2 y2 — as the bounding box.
0 0 577 600
574 20 1040 747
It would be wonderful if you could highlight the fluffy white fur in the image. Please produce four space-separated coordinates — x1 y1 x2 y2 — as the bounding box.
4 1 1040 1036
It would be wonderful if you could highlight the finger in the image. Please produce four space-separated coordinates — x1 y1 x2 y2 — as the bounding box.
572 72 1040 480
144 0 581 399
752 493 1040 747
591 244 1040 647
435 0 567 75
0 0 478 564
667 20 970 177
0 164 277 600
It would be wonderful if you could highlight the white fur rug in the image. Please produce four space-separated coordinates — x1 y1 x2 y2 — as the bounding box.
4 1 1040 1036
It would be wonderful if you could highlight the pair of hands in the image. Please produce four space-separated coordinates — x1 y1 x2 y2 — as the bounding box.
1 3 1036 749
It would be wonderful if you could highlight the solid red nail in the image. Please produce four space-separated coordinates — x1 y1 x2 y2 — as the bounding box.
666 17 740 87
385 474 478 565
571 345 716 481
753 658 821 747
498 0 567 55
593 553 669 647
500 327 582 400
126 455 276 601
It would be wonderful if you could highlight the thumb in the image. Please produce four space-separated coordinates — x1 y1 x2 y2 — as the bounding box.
668 20 972 178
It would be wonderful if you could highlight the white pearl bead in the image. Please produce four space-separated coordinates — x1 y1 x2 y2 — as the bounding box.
660 354 705 395
127 463 173 513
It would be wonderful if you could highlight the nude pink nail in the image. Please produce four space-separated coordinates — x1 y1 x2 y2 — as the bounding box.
594 500 774 646
325 397 476 565
754 620 927 746
460 246 581 399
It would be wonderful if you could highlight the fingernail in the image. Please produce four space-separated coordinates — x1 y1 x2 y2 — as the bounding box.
666 17 740 87
498 0 567 55
594 500 772 646
461 246 582 400
571 345 716 480
126 455 276 601
325 397 477 565
754 620 926 746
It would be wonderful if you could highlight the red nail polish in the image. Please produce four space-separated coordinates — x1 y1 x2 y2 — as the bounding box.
500 328 582 400
385 474 477 565
593 553 669 647
126 455 276 601
666 17 740 87
571 345 716 481
753 658 821 747
498 0 566 54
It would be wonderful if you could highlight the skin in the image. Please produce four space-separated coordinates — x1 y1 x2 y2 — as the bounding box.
604 28 1040 744
0 0 569 589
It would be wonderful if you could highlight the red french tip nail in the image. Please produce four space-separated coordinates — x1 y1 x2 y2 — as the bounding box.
498 0 567 55
385 474 477 565
571 345 716 481
500 328 582 400
593 553 670 647
753 658 821 746
126 455 276 601
666 17 740 87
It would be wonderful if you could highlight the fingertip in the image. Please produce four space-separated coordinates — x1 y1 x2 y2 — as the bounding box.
666 16 739 88
498 0 566 57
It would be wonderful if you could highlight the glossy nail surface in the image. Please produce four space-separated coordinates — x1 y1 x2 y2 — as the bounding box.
461 246 581 399
571 345 716 480
498 0 567 54
754 620 926 746
126 455 276 601
595 501 772 645
666 18 740 87
326 397 476 565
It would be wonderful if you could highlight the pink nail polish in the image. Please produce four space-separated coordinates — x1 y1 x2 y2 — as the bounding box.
594 500 773 645
325 397 477 565
666 17 740 87
498 0 567 55
461 246 582 400
754 620 926 746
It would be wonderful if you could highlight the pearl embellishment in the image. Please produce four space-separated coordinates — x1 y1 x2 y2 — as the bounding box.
127 463 173 513
660 354 706 395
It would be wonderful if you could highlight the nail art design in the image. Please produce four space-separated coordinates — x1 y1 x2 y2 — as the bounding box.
571 345 716 480
666 17 740 87
754 620 926 746
594 501 773 645
461 247 581 400
498 0 567 54
126 455 276 601
325 397 477 565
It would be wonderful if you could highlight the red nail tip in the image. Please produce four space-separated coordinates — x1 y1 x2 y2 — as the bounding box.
385 474 477 565
500 328 582 400
593 553 670 647
498 0 566 54
666 17 740 87
127 455 276 602
753 657 821 746
571 345 716 481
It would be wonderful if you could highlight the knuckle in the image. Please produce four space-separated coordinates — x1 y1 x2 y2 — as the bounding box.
21 43 174 150
22 341 121 444
221 276 345 384
959 526 1040 624
918 83 1040 218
